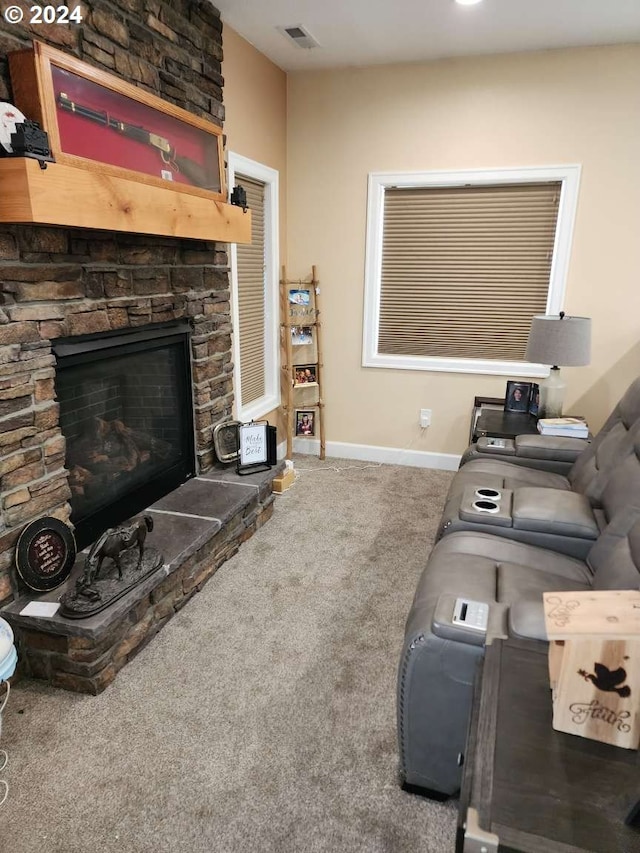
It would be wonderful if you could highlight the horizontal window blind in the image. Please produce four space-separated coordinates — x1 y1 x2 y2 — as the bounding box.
379 182 561 360
236 174 266 407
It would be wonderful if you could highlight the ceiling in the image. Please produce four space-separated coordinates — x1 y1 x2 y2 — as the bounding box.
213 0 640 71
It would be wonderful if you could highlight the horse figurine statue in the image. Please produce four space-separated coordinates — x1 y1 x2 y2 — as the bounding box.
76 515 154 600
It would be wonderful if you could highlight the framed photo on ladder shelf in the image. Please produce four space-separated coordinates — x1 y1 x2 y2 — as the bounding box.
295 410 315 436
293 364 318 387
291 326 313 346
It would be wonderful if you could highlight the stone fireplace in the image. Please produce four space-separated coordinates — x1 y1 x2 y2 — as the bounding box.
0 3 280 691
54 321 196 548
0 224 237 605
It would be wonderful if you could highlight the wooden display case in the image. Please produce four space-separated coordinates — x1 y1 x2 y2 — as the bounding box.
1 42 250 244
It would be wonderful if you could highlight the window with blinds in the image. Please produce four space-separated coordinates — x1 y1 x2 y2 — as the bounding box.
363 166 581 375
380 182 560 360
235 174 266 407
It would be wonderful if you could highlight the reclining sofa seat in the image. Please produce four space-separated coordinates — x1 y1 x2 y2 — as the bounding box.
437 378 640 550
455 375 640 493
397 442 640 797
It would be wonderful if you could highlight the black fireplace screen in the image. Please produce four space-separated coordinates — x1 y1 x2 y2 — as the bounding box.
54 323 195 549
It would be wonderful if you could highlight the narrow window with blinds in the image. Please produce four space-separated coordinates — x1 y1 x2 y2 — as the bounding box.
363 166 581 376
228 153 279 422
235 173 266 407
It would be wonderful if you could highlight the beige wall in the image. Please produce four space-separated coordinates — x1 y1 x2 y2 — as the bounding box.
286 45 640 456
222 26 287 431
223 25 287 246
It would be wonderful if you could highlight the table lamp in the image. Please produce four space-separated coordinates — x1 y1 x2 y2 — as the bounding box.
525 312 591 418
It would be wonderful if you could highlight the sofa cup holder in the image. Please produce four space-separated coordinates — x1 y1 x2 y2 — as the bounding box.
472 499 500 514
475 488 502 501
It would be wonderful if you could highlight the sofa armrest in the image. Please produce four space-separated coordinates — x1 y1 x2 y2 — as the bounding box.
508 599 548 641
459 433 588 473
431 593 488 647
448 486 600 559
514 434 589 463
512 488 600 540
476 436 516 455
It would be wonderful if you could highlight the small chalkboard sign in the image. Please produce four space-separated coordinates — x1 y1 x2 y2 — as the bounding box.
16 517 76 592
237 421 272 476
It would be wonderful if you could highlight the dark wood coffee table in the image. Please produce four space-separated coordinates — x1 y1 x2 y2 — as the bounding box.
457 637 639 852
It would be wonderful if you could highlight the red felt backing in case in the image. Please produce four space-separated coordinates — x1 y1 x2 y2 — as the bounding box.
52 65 219 189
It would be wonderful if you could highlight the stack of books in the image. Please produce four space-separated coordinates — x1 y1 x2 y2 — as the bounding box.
537 417 589 438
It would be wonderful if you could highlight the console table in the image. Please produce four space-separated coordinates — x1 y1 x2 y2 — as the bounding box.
457 637 639 853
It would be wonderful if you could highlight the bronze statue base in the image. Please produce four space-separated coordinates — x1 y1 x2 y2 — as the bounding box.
60 546 164 619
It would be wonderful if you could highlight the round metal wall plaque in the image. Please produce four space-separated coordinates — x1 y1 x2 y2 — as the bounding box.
16 517 77 592
213 420 242 463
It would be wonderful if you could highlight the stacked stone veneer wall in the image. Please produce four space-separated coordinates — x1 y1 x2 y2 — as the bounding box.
0 2 232 606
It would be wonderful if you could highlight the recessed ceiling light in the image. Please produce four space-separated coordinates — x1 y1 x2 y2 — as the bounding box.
455 0 483 5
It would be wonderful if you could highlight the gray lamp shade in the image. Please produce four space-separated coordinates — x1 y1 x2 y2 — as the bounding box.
525 314 591 367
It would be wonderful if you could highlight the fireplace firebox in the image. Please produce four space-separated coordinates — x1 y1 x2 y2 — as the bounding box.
53 322 195 549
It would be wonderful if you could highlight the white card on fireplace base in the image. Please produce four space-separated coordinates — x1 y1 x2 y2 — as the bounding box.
20 601 60 618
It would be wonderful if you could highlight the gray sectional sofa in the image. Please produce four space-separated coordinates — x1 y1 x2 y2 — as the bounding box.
397 378 640 798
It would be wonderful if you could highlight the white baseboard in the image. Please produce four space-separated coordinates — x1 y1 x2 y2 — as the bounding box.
279 438 460 471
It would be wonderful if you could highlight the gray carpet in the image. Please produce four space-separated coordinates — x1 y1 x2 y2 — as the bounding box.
1 457 457 853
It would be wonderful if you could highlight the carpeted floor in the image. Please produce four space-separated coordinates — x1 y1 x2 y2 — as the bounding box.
1 457 457 853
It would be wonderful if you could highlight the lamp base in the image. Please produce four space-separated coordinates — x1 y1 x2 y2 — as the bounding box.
539 367 566 418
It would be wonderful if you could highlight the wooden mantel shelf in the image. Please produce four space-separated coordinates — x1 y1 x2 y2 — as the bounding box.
0 157 251 243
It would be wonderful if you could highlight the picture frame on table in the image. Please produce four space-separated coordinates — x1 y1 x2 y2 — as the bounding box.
504 381 532 413
8 42 225 200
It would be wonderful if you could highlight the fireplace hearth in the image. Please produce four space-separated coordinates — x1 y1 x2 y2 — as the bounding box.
53 322 195 550
2 465 282 693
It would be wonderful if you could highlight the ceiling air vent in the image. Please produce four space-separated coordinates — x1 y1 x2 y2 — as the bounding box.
276 24 320 50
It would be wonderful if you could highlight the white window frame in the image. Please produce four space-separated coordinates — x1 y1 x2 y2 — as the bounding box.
228 153 280 421
362 164 582 377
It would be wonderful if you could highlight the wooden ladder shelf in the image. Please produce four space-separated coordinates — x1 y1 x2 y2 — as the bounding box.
280 265 325 460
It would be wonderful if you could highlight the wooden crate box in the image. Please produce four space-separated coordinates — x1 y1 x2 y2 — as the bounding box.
543 590 640 750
